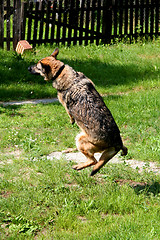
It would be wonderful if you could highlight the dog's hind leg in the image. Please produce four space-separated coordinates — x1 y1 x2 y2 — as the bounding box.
72 156 97 171
72 132 98 171
90 147 118 176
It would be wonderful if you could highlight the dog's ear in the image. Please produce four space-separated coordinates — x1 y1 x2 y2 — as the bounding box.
41 62 51 74
51 48 59 58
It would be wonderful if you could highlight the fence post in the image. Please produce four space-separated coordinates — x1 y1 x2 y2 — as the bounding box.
13 0 21 50
102 0 113 44
0 0 4 49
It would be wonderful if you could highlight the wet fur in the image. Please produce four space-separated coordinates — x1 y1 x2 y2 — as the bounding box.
28 48 127 176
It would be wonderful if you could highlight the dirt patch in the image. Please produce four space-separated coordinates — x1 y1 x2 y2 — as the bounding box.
47 151 160 175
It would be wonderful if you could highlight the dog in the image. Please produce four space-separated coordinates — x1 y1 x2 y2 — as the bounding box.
28 48 127 176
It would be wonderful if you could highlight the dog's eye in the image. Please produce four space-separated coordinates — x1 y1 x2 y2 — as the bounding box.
36 67 41 71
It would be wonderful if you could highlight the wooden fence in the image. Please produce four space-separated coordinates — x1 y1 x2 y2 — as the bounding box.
0 0 160 50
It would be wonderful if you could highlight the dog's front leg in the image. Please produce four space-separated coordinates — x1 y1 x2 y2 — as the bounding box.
69 113 75 125
58 92 75 124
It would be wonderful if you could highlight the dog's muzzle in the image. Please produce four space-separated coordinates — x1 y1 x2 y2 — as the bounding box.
28 66 32 72
28 65 39 75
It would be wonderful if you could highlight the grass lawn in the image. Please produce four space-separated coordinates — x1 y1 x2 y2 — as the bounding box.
0 41 160 239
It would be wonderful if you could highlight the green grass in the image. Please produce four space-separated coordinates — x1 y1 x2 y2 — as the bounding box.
0 41 160 101
0 156 160 239
0 41 160 239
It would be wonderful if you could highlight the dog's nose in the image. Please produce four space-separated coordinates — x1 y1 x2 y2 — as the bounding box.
28 66 32 72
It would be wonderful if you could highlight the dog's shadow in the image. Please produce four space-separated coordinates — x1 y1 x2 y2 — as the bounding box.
0 104 24 117
115 179 160 196
132 181 160 196
61 57 160 89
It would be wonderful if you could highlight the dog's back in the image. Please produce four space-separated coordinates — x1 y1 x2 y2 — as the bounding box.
62 70 122 149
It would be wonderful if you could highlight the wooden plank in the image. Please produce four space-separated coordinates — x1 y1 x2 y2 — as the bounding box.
50 0 57 44
33 2 39 47
85 0 90 45
145 0 149 37
96 0 102 45
124 0 128 36
27 2 33 43
150 0 154 37
102 0 112 44
73 0 79 45
68 0 74 45
62 0 68 45
6 0 10 50
130 0 133 42
140 0 144 35
21 2 27 41
135 0 139 39
114 0 118 38
155 0 159 35
90 0 96 44
39 1 45 45
79 0 85 45
0 0 4 49
13 0 22 50
45 1 51 44
56 0 62 45
119 0 123 37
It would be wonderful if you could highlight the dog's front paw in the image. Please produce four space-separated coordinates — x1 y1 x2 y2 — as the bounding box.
72 164 80 170
71 118 75 125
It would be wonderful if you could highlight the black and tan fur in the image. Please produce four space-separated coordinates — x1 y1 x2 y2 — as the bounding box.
28 48 127 176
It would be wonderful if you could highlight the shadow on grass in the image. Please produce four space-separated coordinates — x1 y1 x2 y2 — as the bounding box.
116 179 160 196
61 57 160 88
133 181 160 196
0 50 160 101
0 51 50 101
0 104 24 117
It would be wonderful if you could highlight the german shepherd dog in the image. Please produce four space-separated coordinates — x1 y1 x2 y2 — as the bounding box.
28 48 127 176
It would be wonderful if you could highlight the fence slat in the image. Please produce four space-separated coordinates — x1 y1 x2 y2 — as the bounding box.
6 0 11 50
145 0 149 36
79 0 85 45
96 0 102 45
119 0 123 37
90 0 96 44
45 1 51 44
27 2 33 44
50 0 57 44
135 0 139 39
62 0 68 45
85 0 90 45
21 2 27 41
150 0 154 38
155 0 159 36
124 0 128 36
140 0 144 35
56 0 62 45
13 0 21 50
130 0 133 42
102 0 112 44
33 2 39 47
114 0 118 38
39 1 45 45
73 0 79 45
0 0 4 49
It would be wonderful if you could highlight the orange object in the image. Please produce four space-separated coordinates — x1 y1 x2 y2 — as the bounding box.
16 40 32 54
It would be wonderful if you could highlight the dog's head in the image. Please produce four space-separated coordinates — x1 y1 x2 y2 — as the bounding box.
28 48 64 81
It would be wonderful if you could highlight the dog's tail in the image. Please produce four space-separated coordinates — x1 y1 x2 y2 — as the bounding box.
121 145 128 156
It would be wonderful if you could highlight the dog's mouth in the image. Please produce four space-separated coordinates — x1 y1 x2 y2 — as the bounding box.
28 66 40 75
